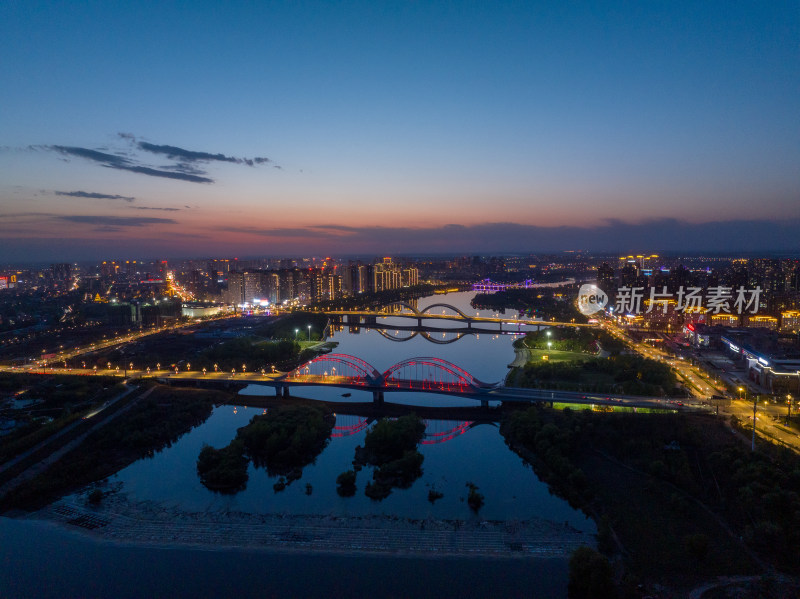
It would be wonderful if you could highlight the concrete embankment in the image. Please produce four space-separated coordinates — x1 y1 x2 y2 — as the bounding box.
508 347 530 368
38 495 591 559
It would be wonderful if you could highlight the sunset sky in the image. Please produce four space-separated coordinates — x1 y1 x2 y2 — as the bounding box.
1 1 798 262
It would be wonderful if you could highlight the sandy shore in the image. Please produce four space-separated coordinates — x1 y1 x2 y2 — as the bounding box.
34 493 592 559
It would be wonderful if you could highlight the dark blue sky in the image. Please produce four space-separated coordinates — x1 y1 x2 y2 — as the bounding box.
1 1 798 260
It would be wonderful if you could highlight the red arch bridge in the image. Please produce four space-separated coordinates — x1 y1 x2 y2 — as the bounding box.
271 353 499 404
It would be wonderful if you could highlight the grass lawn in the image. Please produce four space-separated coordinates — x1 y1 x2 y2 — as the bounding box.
526 348 593 363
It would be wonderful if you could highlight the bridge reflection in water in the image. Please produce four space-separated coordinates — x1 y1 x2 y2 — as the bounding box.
329 414 479 445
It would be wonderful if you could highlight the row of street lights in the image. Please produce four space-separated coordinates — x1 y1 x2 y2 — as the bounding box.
294 325 312 341
738 385 796 452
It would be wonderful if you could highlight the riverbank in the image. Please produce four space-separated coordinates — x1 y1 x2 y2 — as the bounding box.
33 492 591 559
0 515 571 599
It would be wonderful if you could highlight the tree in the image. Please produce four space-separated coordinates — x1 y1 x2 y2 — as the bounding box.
684 533 710 567
568 546 616 599
336 470 357 497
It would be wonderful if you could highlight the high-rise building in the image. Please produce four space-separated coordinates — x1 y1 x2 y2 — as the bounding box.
226 271 245 305
51 263 71 283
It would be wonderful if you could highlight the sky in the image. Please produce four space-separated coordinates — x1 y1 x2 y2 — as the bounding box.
1 1 798 262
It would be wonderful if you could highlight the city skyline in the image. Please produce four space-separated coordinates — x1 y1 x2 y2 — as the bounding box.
2 1 798 261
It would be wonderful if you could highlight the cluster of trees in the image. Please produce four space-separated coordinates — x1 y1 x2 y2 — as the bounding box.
501 407 589 508
590 411 800 574
0 374 124 464
197 337 299 372
706 444 800 572
504 405 800 593
517 354 677 396
196 405 334 493
352 414 426 501
239 405 334 475
2 386 222 511
196 440 249 493
471 287 587 323
568 546 616 599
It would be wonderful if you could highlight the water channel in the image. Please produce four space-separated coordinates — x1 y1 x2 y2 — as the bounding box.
0 291 594 598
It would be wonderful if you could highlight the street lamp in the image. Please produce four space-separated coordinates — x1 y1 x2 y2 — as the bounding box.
307 325 311 341
739 386 757 452
788 394 793 423
294 328 299 340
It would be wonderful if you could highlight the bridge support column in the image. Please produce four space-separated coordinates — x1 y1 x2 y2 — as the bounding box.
275 385 281 397
283 386 291 398
480 399 488 408
372 390 384 405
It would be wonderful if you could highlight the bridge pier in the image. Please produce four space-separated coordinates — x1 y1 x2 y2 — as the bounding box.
283 386 291 398
480 399 488 408
275 385 281 397
372 390 384 405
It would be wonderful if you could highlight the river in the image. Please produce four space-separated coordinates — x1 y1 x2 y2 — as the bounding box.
0 291 594 598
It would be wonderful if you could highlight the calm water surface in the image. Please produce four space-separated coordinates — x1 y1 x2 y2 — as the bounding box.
111 292 591 530
0 292 590 598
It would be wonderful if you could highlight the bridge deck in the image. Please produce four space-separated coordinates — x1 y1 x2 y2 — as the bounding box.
327 311 595 327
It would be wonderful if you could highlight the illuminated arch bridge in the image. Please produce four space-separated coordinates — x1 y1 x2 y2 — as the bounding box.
283 353 498 397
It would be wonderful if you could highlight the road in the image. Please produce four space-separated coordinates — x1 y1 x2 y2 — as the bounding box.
601 319 800 451
0 383 149 498
601 320 725 399
7 313 243 371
